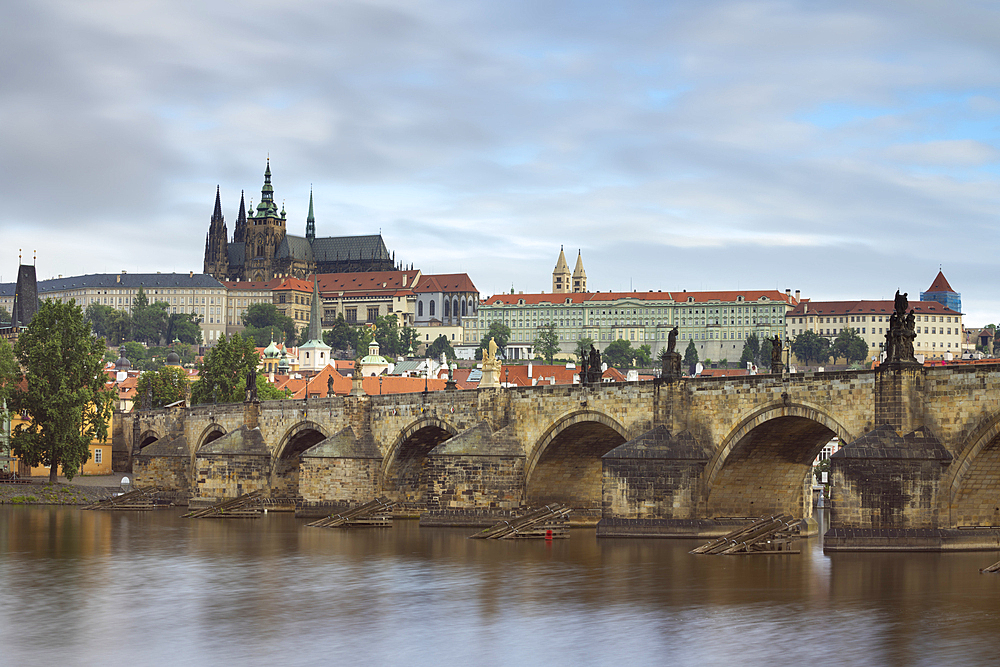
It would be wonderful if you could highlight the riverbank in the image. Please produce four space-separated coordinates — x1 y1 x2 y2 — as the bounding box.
0 474 125 504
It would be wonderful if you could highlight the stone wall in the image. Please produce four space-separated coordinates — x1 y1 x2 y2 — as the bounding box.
194 454 271 503
299 457 382 504
425 455 525 511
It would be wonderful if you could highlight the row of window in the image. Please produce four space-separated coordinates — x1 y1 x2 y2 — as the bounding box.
795 314 956 324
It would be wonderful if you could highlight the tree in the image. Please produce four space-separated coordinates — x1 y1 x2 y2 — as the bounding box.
191 333 260 405
166 313 203 345
0 306 10 324
85 303 116 338
831 328 868 366
427 335 456 361
399 326 418 356
534 323 560 364
374 315 414 357
634 344 653 368
107 309 133 346
11 299 113 481
791 330 830 366
604 339 634 369
135 366 190 409
132 287 170 344
479 322 511 359
242 303 297 347
0 337 17 422
684 339 699 373
323 314 355 353
739 334 761 369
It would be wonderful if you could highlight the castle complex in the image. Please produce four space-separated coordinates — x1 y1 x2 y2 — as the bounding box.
204 160 397 282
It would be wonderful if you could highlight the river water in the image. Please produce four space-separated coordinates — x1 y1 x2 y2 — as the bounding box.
2 507 999 667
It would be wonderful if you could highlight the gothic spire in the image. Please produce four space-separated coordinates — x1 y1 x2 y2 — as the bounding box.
212 185 223 222
234 190 247 243
306 187 316 242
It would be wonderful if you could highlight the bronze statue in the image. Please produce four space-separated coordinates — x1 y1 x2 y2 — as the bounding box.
770 335 782 366
588 344 601 383
668 325 678 353
246 367 258 403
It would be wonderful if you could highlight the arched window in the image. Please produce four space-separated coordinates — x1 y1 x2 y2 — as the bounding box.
430 301 435 317
452 299 459 319
418 301 423 317
444 299 450 317
461 300 467 316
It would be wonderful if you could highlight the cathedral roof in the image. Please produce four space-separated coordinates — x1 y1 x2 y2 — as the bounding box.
311 235 391 263
275 235 314 262
226 242 246 267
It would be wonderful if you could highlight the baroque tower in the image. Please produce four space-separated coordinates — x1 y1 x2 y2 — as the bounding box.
203 186 229 280
552 246 571 293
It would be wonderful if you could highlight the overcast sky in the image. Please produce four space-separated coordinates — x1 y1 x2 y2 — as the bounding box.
3 0 1000 323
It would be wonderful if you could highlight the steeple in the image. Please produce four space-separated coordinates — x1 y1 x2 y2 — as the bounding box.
552 245 571 293
255 158 278 218
203 186 229 279
308 274 322 341
233 190 247 243
572 249 587 293
306 188 316 242
212 185 223 221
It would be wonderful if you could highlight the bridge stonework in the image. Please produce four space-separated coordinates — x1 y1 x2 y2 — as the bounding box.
116 363 1000 550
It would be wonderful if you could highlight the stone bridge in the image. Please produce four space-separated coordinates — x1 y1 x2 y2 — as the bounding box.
117 362 1000 550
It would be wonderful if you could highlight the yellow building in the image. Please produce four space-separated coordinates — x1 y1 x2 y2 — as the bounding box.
9 410 114 478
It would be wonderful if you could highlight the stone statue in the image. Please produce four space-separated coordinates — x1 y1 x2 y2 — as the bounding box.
488 338 498 365
894 290 908 318
327 374 334 397
884 289 918 365
667 326 678 353
588 344 601 383
771 335 782 366
246 367 258 403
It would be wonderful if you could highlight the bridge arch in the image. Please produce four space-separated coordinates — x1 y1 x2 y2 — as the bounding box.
195 424 227 450
946 412 1000 527
137 429 162 450
272 421 331 497
381 417 459 509
525 409 629 509
705 401 853 519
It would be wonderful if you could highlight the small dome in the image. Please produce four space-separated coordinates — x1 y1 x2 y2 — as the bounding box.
264 340 280 359
166 350 181 366
115 346 131 372
278 349 290 371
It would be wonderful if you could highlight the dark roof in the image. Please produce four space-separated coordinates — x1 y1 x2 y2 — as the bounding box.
925 271 955 294
227 242 246 267
311 235 391 262
275 235 315 262
29 272 226 292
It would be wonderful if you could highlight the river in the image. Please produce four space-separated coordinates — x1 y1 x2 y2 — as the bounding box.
1 506 999 666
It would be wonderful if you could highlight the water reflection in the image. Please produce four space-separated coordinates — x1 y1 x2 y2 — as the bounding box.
2 507 999 666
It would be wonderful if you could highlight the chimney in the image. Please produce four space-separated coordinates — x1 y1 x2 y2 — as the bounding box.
190 271 194 278
527 362 532 378
116 275 121 283
795 290 801 302
785 289 790 298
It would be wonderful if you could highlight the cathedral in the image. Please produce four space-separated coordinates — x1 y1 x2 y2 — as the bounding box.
204 160 398 282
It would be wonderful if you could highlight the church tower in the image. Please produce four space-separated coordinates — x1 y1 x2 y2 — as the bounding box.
244 159 288 281
203 185 229 280
552 246 571 293
572 250 587 292
233 190 247 243
306 188 316 243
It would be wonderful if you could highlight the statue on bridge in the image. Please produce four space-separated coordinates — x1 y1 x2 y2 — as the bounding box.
884 290 918 366
245 367 258 403
479 337 503 388
588 344 602 383
661 327 682 381
770 335 784 374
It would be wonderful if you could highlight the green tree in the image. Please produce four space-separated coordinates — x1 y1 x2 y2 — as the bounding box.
84 303 116 338
684 339 699 373
106 309 133 346
0 337 17 424
166 313 203 345
791 330 831 366
427 335 456 361
739 333 761 369
374 315 411 357
354 326 374 360
132 287 170 344
534 323 560 364
11 299 113 481
323 314 355 352
135 366 190 409
634 344 653 368
831 328 868 366
478 322 512 360
242 303 297 347
0 306 10 324
604 339 634 369
399 326 418 356
191 333 260 405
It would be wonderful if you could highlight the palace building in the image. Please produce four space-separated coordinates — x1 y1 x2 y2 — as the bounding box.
204 160 399 283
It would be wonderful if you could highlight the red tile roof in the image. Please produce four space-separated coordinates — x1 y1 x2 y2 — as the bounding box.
273 277 314 292
413 273 479 294
925 271 955 294
224 278 285 291
787 299 960 317
316 270 419 295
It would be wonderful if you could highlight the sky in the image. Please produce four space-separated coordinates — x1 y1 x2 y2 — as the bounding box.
3 0 1000 323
